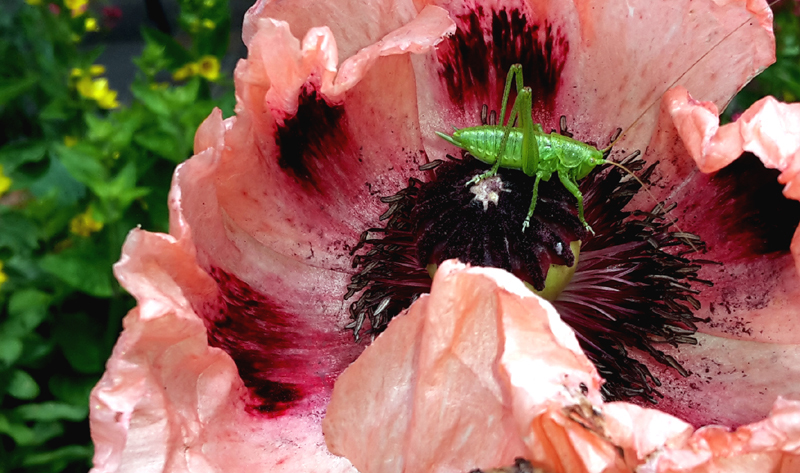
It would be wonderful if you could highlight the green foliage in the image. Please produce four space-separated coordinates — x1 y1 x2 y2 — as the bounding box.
0 0 233 470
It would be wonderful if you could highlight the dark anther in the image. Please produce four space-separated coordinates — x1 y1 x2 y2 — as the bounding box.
559 115 573 138
419 160 444 171
609 127 622 144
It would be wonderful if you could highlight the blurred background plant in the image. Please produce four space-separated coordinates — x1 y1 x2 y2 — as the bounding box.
0 0 796 471
0 0 244 470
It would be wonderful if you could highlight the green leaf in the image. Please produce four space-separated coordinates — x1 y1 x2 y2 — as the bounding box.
29 157 86 206
0 413 35 445
0 337 23 365
15 401 88 422
84 112 116 141
0 140 48 170
93 161 151 221
133 126 185 162
51 144 108 189
130 81 171 116
21 444 93 468
6 289 51 337
141 26 192 66
8 369 40 400
0 212 39 252
53 311 110 373
0 419 65 447
39 97 72 121
40 249 114 298
168 77 201 106
0 76 38 106
48 375 96 406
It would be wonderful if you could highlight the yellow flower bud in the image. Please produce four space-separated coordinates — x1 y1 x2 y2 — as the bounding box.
65 0 88 17
85 17 99 32
70 208 104 237
0 261 7 290
196 55 220 81
0 165 12 196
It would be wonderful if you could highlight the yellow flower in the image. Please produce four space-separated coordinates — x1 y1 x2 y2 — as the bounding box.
70 68 84 78
202 19 215 29
85 17 100 32
0 261 7 290
65 0 88 17
76 76 119 109
25 0 42 6
70 208 103 237
196 55 220 81
172 63 199 81
89 64 106 76
96 88 119 109
0 165 12 196
64 136 78 147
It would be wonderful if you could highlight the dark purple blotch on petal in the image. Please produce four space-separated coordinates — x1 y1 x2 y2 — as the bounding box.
200 268 350 416
275 86 350 191
705 153 800 256
436 4 569 122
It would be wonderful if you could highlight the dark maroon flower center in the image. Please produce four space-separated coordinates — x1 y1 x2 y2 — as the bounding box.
346 148 709 402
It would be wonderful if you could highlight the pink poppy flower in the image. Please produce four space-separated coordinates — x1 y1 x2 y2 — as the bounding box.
89 0 800 471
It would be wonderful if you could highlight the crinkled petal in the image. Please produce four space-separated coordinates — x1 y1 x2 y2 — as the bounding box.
324 263 800 472
243 0 421 61
324 261 685 473
666 86 800 276
642 397 800 473
90 229 356 473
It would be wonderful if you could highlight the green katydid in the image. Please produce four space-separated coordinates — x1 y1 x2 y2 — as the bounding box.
436 0 778 235
436 64 629 234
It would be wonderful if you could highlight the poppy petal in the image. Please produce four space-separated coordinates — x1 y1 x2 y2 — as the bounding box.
90 229 358 473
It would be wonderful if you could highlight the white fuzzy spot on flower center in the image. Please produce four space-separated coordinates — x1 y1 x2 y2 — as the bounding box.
469 176 510 211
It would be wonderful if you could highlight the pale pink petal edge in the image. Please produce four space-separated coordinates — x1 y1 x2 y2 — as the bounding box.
244 5 454 125
665 87 800 276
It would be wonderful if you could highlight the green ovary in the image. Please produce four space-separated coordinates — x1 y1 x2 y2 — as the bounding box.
529 240 581 301
425 240 580 302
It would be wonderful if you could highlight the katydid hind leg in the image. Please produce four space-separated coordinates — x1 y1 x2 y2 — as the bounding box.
522 174 543 232
518 88 539 177
467 65 527 187
558 171 593 235
498 64 524 128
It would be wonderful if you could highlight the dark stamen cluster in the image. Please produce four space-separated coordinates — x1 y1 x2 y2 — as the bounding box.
555 155 710 401
344 178 431 340
346 154 587 340
413 157 588 289
345 148 709 402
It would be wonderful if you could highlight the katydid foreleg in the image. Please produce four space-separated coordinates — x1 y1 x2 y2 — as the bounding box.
557 171 592 235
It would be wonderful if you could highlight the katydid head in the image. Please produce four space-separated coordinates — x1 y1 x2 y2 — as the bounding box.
575 148 605 180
